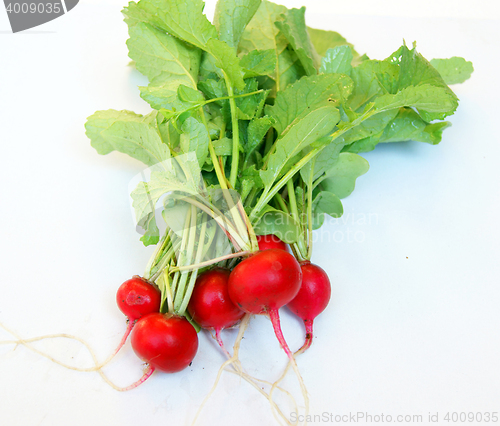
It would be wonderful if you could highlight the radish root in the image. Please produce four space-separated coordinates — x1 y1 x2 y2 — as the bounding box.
268 309 309 425
0 321 154 391
192 315 298 426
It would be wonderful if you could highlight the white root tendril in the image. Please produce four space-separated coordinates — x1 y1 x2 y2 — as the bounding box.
191 315 298 426
0 321 153 392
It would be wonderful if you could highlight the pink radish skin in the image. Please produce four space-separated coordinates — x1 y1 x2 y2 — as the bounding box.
256 234 289 252
187 268 244 354
287 261 331 353
131 313 198 373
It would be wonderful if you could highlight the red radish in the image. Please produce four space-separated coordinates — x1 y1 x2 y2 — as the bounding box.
116 275 161 321
227 248 308 408
131 312 198 373
228 249 301 315
111 276 161 362
256 234 288 252
287 262 331 353
187 268 244 352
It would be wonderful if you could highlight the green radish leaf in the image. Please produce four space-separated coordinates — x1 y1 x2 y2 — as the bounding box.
234 78 267 119
212 137 233 156
206 38 246 90
139 78 196 111
430 57 474 85
244 116 273 162
275 7 320 76
198 78 226 102
266 73 353 136
299 141 343 183
276 48 305 91
387 44 458 120
260 105 340 187
320 152 369 199
157 117 181 149
239 0 288 54
240 49 276 78
320 46 353 75
253 207 301 243
374 84 458 116
85 109 149 155
100 121 170 166
307 26 358 58
126 22 201 85
348 59 400 111
214 0 261 50
239 0 299 90
312 190 343 218
379 107 451 144
177 85 205 103
180 117 210 167
136 0 217 50
337 109 399 148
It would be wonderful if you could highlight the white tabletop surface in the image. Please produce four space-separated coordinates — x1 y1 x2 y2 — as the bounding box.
1 1 499 425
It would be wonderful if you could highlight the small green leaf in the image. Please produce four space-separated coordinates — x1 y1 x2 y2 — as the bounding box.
180 117 210 167
207 38 246 90
239 0 288 54
430 57 474 85
101 121 170 166
320 153 369 199
320 46 353 75
240 49 276 78
214 0 261 50
136 0 217 50
275 7 320 76
313 190 343 218
212 137 233 156
260 105 340 187
245 116 273 162
85 109 147 155
126 22 201 85
177 85 205 103
139 78 195 111
266 73 353 136
254 208 301 243
307 26 357 57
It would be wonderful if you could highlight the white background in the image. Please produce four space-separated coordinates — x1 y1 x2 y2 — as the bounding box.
1 0 499 425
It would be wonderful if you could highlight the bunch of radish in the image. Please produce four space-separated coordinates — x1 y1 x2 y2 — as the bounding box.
81 0 471 421
114 238 330 384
